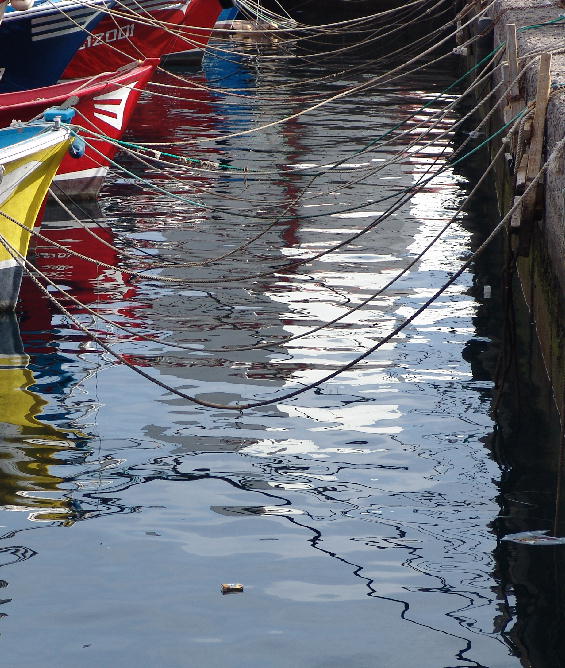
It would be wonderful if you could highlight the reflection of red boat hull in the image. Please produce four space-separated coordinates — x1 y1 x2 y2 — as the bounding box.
62 0 224 79
0 60 158 197
19 201 143 344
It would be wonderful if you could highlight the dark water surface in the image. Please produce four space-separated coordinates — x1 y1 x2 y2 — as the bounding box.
1 38 563 667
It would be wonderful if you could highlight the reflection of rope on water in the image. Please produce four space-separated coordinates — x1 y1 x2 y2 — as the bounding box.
3 135 561 410
57 58 503 276
40 134 509 356
74 47 503 180
72 107 524 285
5 94 523 291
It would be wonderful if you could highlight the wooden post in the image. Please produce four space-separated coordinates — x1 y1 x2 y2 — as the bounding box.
502 64 513 124
505 24 524 148
517 53 552 255
506 24 520 111
526 53 552 182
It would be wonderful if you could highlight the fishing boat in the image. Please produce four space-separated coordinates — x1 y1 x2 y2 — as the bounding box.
0 60 158 197
0 0 113 93
62 0 227 79
216 3 239 27
0 110 82 310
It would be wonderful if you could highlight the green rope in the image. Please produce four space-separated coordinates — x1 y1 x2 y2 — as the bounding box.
451 108 525 166
104 139 241 171
519 14 565 32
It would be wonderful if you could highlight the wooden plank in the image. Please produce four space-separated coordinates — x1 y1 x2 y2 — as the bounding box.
526 52 552 182
510 196 522 230
515 153 529 193
505 24 525 153
506 24 520 105
517 53 552 255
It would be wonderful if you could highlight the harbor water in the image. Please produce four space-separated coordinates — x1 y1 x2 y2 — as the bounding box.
1 38 562 667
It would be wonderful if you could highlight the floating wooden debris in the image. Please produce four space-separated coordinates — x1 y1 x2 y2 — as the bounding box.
502 530 565 546
221 583 244 594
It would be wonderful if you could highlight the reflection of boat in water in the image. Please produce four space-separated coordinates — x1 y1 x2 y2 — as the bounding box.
0 199 129 524
19 197 143 331
0 112 79 310
0 312 83 522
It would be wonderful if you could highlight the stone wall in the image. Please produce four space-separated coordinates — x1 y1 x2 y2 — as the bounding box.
465 0 565 412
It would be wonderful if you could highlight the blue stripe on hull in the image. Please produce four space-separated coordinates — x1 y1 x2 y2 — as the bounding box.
0 126 45 150
0 3 108 92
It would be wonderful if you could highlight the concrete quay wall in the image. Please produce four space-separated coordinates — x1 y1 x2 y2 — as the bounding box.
464 0 565 413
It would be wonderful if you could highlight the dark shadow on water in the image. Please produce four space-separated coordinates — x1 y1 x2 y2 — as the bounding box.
455 125 565 667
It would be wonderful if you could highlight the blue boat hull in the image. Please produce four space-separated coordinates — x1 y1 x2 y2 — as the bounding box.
217 6 238 22
0 0 110 92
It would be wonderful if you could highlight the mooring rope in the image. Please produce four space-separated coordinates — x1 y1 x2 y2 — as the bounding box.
3 136 560 410
67 70 501 273
46 0 484 118
61 90 522 286
20 71 524 291
40 125 514 356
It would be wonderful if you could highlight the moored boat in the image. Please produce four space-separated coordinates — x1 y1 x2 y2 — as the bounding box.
0 110 82 310
0 60 158 197
162 0 237 65
62 0 226 79
0 0 113 92
165 0 234 59
215 3 239 27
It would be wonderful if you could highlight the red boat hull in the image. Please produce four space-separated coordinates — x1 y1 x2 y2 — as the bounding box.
166 0 225 56
0 60 158 197
62 0 223 79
